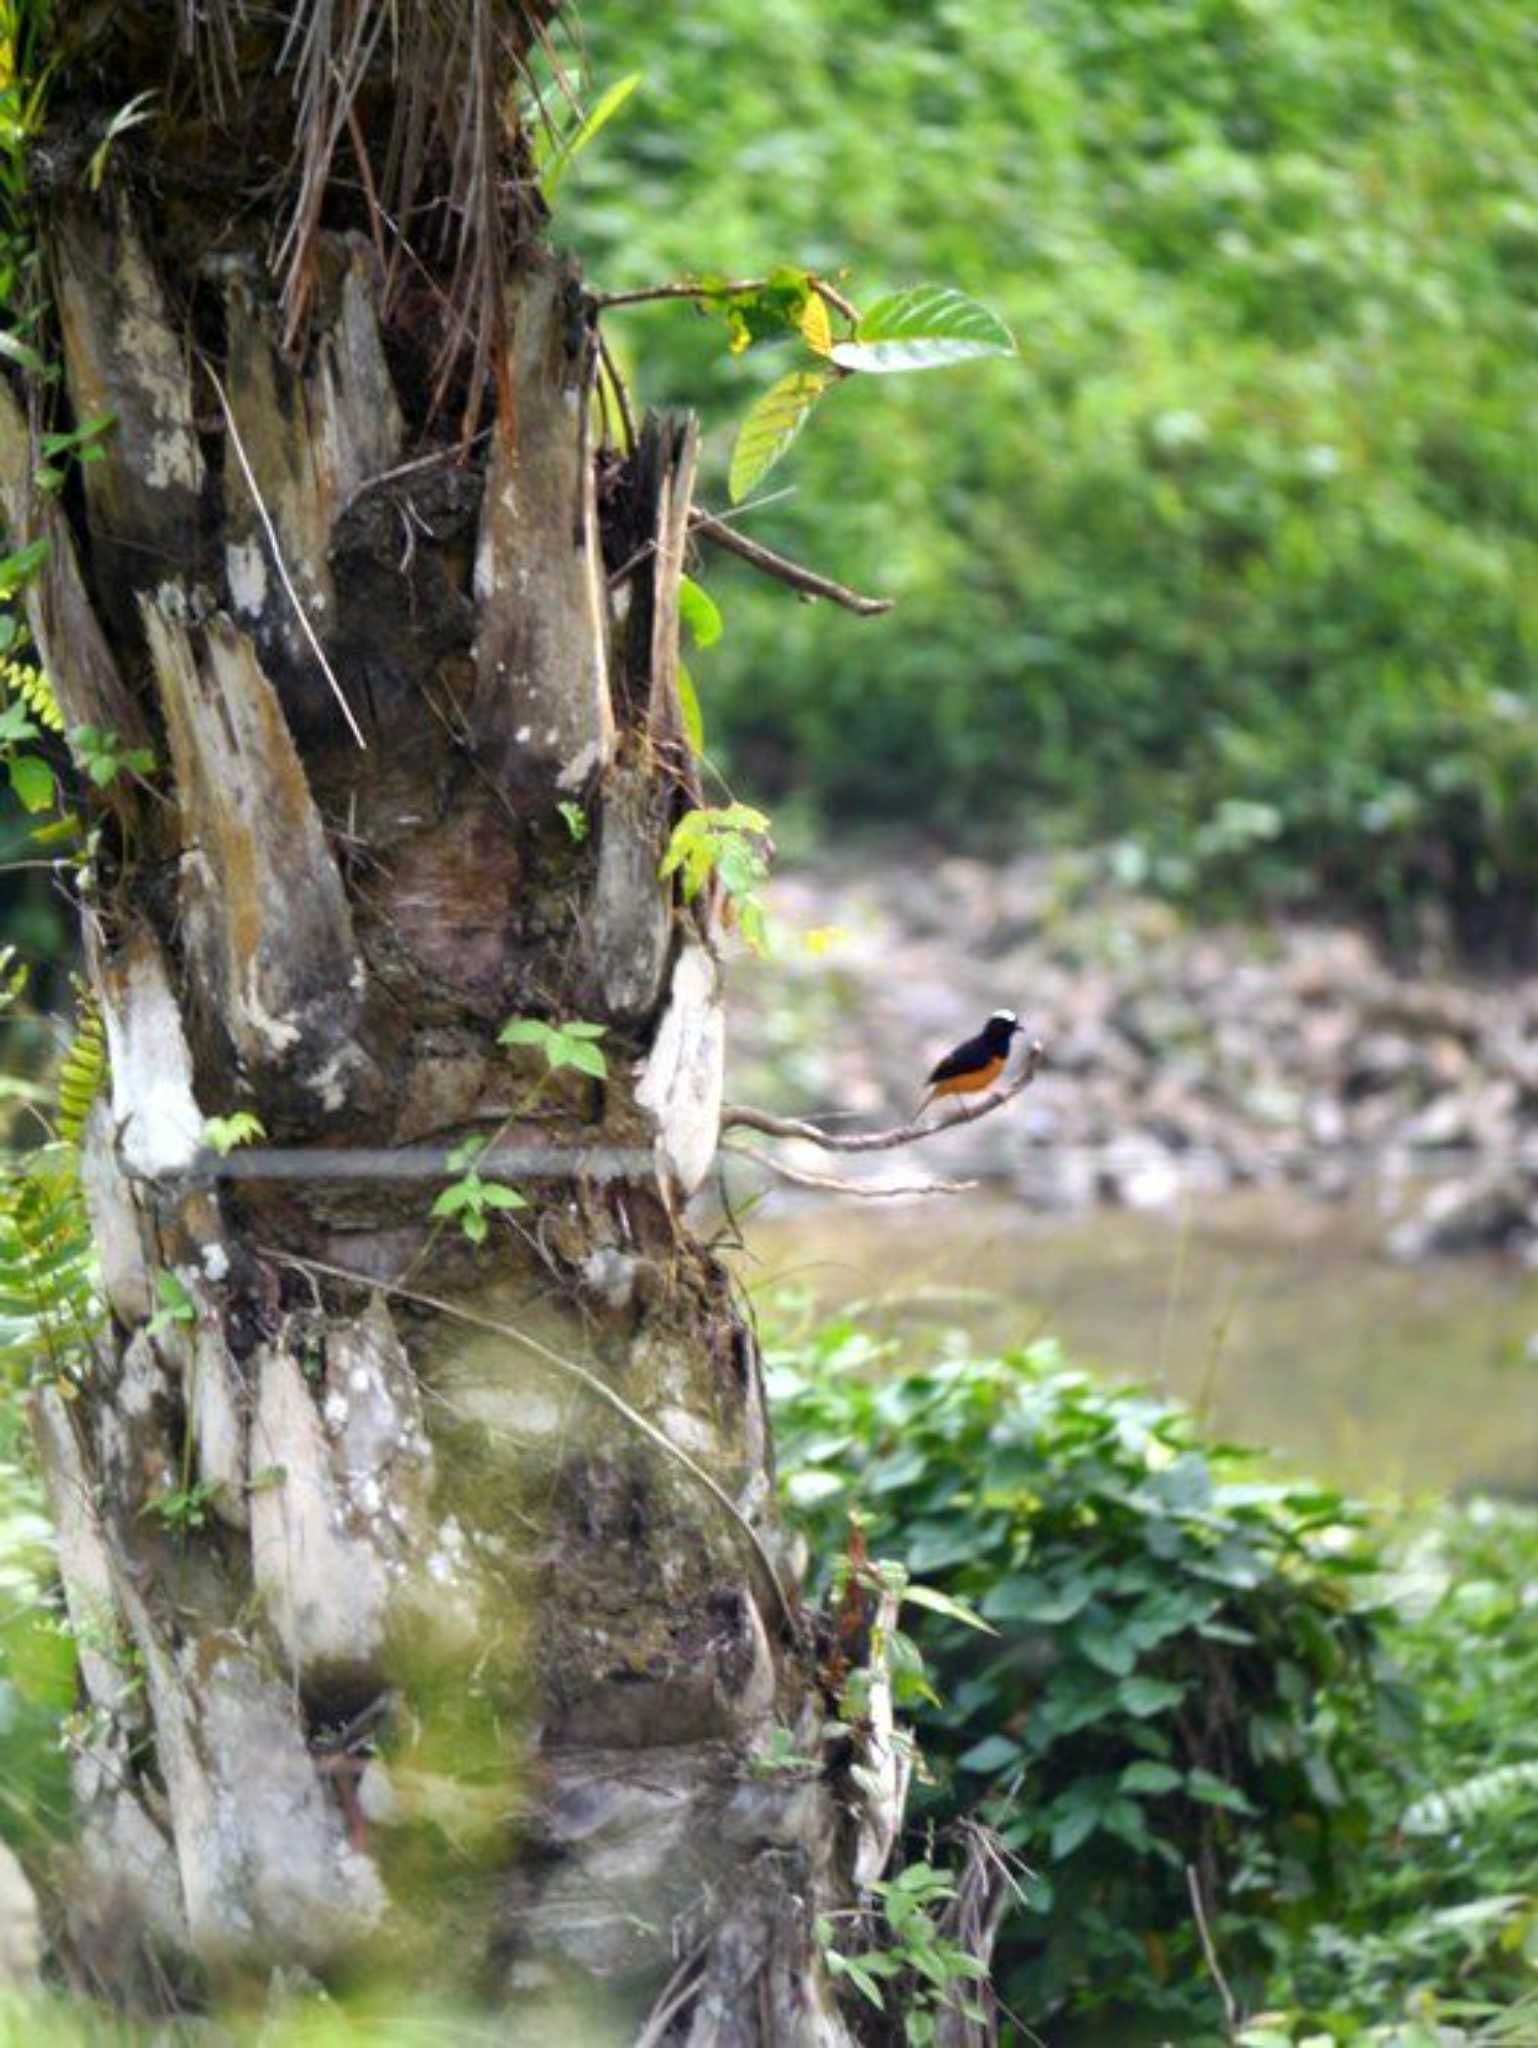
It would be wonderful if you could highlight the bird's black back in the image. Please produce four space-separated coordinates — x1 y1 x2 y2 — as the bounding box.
926 1013 1016 1086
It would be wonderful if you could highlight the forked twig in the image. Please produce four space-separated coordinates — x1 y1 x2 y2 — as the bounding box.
199 356 368 751
722 1041 1046 1154
689 508 892 617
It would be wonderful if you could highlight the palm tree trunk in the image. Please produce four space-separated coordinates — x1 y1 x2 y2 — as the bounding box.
5 7 894 2034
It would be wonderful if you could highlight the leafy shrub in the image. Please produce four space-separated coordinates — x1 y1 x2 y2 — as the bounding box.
770 1321 1406 2039
1260 1498 1538 2039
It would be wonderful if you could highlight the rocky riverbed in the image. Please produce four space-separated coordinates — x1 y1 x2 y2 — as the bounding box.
722 851 1538 1262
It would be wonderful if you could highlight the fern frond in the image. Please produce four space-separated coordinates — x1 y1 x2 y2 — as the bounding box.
1402 1760 1538 1838
0 657 64 733
55 989 106 1148
0 1146 102 1393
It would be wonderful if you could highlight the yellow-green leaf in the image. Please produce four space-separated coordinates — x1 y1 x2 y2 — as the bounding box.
729 369 832 504
799 290 833 356
676 660 704 755
538 73 642 197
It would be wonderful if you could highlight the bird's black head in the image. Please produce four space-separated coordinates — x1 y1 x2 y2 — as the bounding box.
984 1009 1023 1051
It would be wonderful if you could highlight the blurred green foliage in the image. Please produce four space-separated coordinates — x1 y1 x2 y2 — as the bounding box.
569 0 1538 943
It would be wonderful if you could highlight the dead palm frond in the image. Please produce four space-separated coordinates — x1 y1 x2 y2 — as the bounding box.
190 0 564 429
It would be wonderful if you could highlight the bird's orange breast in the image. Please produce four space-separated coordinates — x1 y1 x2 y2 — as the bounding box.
930 1051 1006 1098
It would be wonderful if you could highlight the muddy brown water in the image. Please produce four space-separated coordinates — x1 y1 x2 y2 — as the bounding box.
736 1187 1538 1496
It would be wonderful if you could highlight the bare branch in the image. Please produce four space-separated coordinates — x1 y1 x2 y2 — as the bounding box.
594 276 860 328
721 1141 974 1200
689 508 893 617
721 1040 1046 1154
594 277 768 309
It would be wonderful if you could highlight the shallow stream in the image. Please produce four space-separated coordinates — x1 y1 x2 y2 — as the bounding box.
738 1186 1538 1496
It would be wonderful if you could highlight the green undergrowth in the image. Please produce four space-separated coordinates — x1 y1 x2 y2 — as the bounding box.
572 0 1538 950
768 1312 1538 2044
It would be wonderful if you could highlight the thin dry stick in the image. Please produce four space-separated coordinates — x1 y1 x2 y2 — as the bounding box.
1186 1864 1240 2042
722 1041 1046 1153
259 1249 795 1635
596 328 638 454
721 1140 973 1200
689 508 893 617
634 1944 710 2048
199 357 368 751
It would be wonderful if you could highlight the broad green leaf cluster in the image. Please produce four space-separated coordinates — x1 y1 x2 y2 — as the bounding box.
770 1321 1402 2038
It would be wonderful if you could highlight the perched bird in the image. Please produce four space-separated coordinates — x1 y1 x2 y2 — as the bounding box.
918 1009 1025 1114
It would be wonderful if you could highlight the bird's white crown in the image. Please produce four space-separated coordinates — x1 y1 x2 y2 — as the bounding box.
990 1008 1018 1025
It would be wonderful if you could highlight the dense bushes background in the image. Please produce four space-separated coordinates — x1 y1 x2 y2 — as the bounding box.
571 0 1538 942
770 1317 1538 2045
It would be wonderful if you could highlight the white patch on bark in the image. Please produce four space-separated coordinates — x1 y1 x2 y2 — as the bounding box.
307 1045 363 1111
226 537 268 615
99 926 204 1179
250 1300 438 1678
635 939 725 1197
241 958 302 1054
557 738 600 791
250 1348 391 1676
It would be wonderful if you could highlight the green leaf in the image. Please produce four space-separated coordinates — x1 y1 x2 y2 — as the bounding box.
0 699 38 744
9 754 54 813
830 286 1016 376
539 73 643 198
153 1268 195 1323
702 266 814 354
1049 1804 1100 1859
729 369 832 504
1119 1760 1183 1795
202 1112 266 1156
478 1182 527 1211
1074 1615 1138 1676
981 1575 1095 1625
0 538 49 597
0 328 45 374
1119 1674 1188 1717
785 1468 846 1507
956 1733 1025 1774
676 660 704 756
678 575 724 648
1186 1767 1257 1814
549 1038 608 1080
901 1583 997 1634
499 1019 551 1049
431 1183 474 1216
